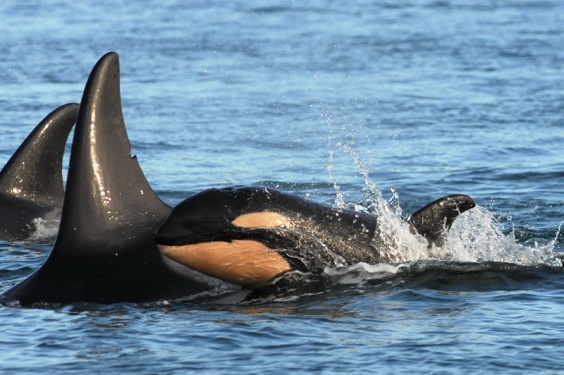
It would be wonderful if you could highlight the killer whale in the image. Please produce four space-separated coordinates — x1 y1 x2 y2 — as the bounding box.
156 186 475 288
2 52 219 305
0 104 78 241
1 51 477 304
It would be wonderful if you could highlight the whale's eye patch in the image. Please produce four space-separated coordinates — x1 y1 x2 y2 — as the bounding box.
231 212 291 228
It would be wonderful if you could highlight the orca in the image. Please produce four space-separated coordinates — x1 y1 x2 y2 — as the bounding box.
1 51 477 304
0 104 78 241
156 186 476 289
1 52 219 305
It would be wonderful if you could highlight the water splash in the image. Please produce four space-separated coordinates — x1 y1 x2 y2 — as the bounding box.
29 209 61 242
323 143 562 285
388 186 400 207
324 113 346 209
320 112 562 288
368 186 560 267
447 207 562 267
326 148 345 208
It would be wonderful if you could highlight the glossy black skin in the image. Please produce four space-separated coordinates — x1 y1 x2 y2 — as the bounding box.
2 52 218 305
157 186 381 273
0 104 78 241
409 194 476 247
156 187 476 274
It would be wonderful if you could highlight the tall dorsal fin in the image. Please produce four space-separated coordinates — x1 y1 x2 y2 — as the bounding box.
0 104 78 206
409 194 476 247
1 52 216 304
53 52 171 255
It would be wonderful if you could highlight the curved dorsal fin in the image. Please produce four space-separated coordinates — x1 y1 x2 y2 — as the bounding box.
2 52 216 304
53 52 171 254
0 104 78 206
409 194 476 247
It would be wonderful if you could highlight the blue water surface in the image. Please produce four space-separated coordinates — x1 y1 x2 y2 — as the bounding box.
0 1 563 373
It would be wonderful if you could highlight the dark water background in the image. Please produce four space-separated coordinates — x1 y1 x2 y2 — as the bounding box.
0 1 563 373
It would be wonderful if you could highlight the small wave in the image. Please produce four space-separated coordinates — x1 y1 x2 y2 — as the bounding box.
325 262 407 285
321 258 564 295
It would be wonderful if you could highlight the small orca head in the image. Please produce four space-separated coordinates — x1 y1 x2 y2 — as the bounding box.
0 103 78 241
2 52 215 305
154 187 380 289
155 188 294 288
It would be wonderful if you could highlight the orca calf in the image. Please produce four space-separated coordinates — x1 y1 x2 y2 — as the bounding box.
2 52 219 305
156 186 475 289
0 104 78 241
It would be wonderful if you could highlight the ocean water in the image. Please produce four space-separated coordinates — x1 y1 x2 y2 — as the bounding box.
0 1 563 373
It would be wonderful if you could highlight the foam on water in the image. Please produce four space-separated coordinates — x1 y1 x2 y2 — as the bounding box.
324 144 562 285
446 206 561 267
28 209 61 242
324 262 407 285
373 197 560 267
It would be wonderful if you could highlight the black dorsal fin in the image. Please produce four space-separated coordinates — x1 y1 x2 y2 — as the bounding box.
0 104 78 206
1 52 215 304
409 194 476 247
52 51 172 254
